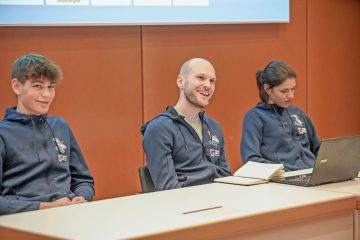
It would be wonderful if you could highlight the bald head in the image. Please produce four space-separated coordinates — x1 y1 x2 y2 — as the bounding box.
175 58 216 110
179 58 215 79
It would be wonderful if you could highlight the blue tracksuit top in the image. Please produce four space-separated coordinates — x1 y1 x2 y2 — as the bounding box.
0 108 95 215
240 103 320 171
141 106 231 191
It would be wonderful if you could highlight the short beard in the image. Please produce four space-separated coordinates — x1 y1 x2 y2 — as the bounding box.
184 88 208 109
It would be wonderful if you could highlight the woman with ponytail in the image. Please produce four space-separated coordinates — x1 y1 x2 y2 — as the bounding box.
240 61 320 171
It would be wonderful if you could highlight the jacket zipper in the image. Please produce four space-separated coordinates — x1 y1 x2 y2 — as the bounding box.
36 120 54 194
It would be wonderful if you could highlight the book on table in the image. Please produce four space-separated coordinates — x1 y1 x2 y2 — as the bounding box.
215 161 285 186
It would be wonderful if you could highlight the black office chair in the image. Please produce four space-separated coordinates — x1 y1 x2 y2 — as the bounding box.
138 165 156 193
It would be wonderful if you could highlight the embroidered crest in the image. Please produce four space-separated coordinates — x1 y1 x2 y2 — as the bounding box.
291 114 304 127
53 138 67 154
208 131 219 147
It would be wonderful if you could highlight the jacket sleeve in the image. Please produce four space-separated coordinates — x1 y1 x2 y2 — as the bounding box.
142 121 181 191
212 127 231 176
302 112 321 156
0 137 40 215
240 111 275 164
68 127 95 201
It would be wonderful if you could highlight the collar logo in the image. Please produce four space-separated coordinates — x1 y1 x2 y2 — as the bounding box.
53 138 67 154
291 114 304 127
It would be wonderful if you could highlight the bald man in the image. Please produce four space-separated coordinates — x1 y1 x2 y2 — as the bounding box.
141 58 231 191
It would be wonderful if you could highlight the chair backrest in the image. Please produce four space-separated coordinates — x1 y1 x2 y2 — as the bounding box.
138 165 156 193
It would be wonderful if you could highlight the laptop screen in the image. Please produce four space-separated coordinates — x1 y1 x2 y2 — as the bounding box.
306 135 360 185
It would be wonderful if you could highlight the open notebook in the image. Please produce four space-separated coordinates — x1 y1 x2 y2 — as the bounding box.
215 161 285 186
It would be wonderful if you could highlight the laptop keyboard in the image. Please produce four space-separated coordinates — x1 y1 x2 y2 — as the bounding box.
285 174 311 185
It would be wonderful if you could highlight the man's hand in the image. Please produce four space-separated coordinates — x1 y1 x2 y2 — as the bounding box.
39 196 72 209
71 196 88 204
39 196 88 210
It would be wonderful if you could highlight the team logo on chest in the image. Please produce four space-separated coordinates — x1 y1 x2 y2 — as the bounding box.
208 131 219 147
207 131 220 157
210 149 220 157
291 114 307 134
291 114 303 127
53 138 68 162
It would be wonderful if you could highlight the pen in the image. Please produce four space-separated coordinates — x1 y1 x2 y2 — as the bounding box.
182 205 223 215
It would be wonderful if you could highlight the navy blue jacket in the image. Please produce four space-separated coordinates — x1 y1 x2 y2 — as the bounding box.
141 106 231 191
240 104 320 171
0 108 95 215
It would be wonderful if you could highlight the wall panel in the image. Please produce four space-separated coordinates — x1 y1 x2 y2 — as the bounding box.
0 26 143 199
307 0 360 138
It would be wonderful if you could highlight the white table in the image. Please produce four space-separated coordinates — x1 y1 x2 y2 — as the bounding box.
315 179 360 240
0 183 356 240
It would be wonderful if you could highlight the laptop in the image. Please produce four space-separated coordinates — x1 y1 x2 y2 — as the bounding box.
272 135 360 187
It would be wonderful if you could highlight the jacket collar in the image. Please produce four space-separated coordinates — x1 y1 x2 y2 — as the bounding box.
4 107 48 125
256 103 285 115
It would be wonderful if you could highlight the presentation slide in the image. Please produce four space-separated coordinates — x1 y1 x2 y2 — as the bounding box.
0 0 289 26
